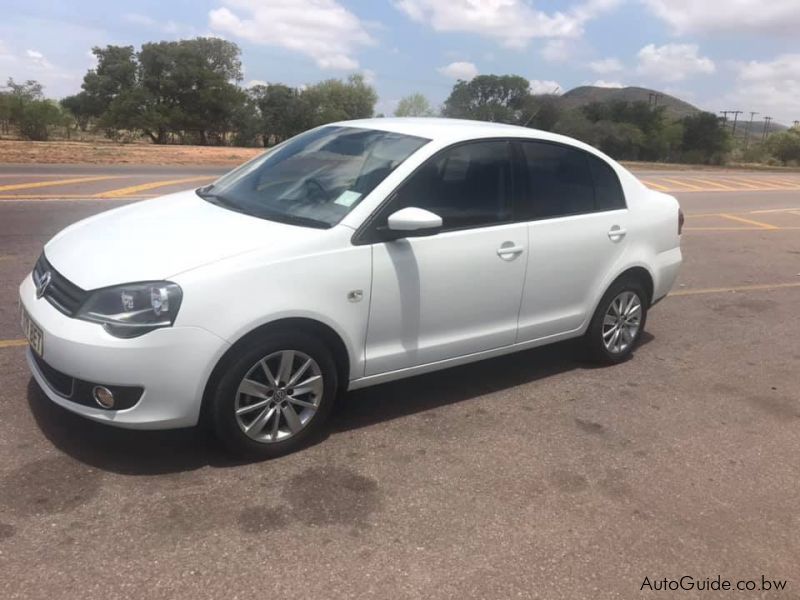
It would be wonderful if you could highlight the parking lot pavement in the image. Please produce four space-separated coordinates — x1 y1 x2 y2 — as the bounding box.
1 181 799 599
1 163 799 200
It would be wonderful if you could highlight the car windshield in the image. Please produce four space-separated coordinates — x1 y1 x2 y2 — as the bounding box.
197 126 429 228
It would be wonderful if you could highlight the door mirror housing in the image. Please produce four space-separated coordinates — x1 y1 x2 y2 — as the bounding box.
385 207 443 237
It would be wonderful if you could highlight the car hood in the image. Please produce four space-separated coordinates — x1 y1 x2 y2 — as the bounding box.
44 190 322 290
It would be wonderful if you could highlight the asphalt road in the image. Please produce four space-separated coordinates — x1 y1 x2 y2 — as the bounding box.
0 168 799 599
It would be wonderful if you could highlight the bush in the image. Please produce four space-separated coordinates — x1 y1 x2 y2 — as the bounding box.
17 99 64 140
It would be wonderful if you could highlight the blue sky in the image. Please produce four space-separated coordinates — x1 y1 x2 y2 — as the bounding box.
1 0 798 124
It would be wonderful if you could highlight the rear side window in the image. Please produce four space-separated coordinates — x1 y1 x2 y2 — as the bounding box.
391 140 513 231
518 141 625 219
588 154 626 210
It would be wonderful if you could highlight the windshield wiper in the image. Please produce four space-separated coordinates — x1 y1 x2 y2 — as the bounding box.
251 210 332 229
196 188 247 214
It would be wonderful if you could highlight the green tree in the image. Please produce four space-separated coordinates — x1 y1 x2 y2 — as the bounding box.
521 94 562 130
60 92 95 131
395 93 435 117
303 74 377 125
765 128 800 165
442 74 531 123
249 83 311 145
0 78 65 140
81 45 137 117
680 112 731 164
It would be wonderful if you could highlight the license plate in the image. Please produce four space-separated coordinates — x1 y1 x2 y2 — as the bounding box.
21 307 44 357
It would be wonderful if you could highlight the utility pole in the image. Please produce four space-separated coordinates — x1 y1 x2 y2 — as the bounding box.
762 116 772 141
794 120 799 129
728 110 743 137
745 112 759 149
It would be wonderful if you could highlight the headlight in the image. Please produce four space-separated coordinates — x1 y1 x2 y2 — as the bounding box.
76 282 183 338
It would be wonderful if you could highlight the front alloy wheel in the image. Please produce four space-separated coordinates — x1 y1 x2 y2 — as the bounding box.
235 350 323 443
211 330 338 458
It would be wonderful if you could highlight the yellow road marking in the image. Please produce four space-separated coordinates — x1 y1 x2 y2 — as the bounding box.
640 179 671 191
0 193 158 200
0 175 122 193
658 177 705 191
684 178 738 191
719 213 779 229
671 282 800 297
686 226 800 231
736 177 796 189
768 177 800 187
0 339 28 349
750 206 800 214
98 176 214 198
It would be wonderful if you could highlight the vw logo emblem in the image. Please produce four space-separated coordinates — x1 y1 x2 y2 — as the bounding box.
36 271 52 299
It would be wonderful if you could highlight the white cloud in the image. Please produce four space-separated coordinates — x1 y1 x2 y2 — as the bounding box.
25 49 53 70
394 0 621 49
636 43 715 82
541 40 571 63
590 79 624 88
209 0 376 70
438 61 478 81
123 12 180 34
529 79 562 94
0 40 15 62
643 0 800 35
246 79 267 88
589 57 622 74
723 54 800 125
361 69 377 84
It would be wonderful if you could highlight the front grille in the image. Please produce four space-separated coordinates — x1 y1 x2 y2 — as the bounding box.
33 254 88 316
32 352 74 397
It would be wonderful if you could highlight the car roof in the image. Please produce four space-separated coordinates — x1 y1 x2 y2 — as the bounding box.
332 117 608 157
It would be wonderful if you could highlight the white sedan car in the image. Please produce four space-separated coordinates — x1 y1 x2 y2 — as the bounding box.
19 118 682 458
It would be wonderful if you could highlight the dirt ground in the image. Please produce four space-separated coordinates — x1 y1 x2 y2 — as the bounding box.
0 140 263 166
2 138 799 171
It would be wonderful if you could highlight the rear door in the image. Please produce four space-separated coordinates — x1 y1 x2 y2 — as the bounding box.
514 140 629 342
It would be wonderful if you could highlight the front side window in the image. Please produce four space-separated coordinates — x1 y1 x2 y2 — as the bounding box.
390 140 513 231
198 126 429 228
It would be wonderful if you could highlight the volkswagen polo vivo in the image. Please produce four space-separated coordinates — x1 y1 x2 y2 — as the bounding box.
20 118 682 458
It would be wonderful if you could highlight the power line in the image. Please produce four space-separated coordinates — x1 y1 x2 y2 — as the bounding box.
745 112 759 149
728 110 743 137
762 116 772 141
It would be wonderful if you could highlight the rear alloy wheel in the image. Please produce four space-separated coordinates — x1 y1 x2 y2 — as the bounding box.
586 279 648 364
212 331 337 459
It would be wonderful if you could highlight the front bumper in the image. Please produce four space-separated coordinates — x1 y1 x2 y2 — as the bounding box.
20 275 230 429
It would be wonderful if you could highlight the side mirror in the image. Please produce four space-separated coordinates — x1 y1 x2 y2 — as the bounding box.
385 207 443 237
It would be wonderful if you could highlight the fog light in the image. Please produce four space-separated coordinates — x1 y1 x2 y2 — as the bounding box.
93 386 115 409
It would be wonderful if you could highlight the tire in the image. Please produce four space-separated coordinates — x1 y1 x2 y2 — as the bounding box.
211 330 338 459
585 277 649 364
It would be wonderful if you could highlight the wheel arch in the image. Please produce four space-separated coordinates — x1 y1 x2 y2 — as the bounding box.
199 317 352 426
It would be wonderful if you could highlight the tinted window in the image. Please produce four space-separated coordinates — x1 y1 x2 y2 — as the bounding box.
588 154 626 210
197 126 428 228
391 141 513 230
519 141 594 219
518 142 626 219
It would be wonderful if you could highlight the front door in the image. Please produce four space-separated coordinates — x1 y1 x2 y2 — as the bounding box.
363 140 528 376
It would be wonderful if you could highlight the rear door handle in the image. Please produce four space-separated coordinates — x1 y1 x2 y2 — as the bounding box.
497 242 524 260
608 226 627 241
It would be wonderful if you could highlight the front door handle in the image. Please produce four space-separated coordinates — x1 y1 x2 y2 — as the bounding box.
608 226 627 241
497 242 524 260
